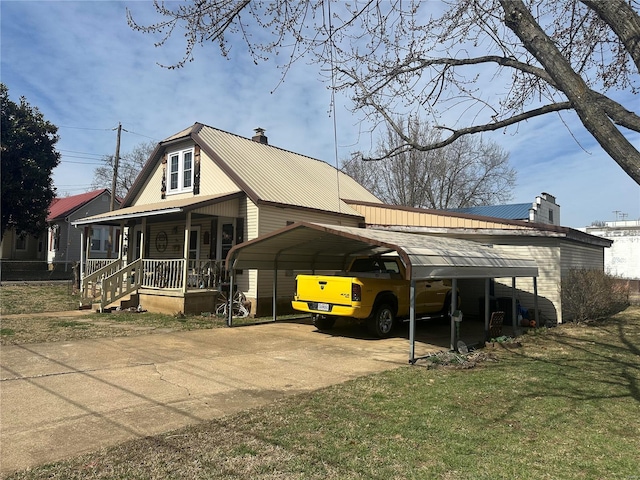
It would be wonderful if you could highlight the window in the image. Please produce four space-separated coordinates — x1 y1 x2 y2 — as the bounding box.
548 209 554 223
90 227 119 254
168 147 194 194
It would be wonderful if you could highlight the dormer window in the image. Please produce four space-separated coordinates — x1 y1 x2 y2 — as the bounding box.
168 147 194 194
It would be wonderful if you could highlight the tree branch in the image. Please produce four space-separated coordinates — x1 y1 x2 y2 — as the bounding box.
500 0 640 184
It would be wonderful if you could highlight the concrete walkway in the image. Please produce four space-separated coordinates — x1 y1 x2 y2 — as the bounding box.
0 319 457 476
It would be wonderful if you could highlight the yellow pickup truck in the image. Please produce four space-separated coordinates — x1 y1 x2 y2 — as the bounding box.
292 256 453 338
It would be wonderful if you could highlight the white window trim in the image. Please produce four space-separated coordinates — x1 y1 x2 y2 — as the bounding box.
167 147 195 195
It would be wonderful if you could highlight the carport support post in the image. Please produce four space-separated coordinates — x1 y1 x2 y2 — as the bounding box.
273 269 278 322
450 278 458 351
533 276 539 328
484 278 491 341
227 271 234 327
409 279 416 364
511 277 517 330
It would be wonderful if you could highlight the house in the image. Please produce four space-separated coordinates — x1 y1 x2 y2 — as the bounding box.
1 189 119 280
73 123 609 324
582 220 640 280
72 123 382 314
47 189 122 271
448 192 561 225
347 200 610 324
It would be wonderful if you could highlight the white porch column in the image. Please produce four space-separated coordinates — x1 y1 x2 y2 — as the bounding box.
183 212 192 293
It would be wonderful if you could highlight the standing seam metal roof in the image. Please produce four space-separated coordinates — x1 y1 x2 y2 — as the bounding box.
193 125 382 217
227 222 538 280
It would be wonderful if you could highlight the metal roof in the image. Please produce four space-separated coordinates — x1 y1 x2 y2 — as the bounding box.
193 125 382 217
448 203 532 220
71 192 242 226
227 222 538 280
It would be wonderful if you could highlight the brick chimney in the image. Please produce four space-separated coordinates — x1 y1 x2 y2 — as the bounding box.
252 127 268 145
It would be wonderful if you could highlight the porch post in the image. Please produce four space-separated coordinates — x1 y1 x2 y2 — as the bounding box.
79 228 85 291
119 221 125 263
140 218 146 260
183 212 192 293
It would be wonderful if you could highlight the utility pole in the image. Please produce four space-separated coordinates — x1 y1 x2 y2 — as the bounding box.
110 122 122 211
107 122 122 259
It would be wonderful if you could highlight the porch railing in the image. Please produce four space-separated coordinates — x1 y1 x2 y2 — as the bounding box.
80 259 123 306
100 258 143 311
86 259 119 277
141 259 185 289
80 257 229 309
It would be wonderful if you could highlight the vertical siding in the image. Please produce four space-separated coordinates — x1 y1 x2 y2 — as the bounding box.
255 206 363 313
560 242 604 273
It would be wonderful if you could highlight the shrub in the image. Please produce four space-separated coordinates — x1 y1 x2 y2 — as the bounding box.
562 269 629 322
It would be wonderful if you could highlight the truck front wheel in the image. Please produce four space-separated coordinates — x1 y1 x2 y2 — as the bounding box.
313 314 336 331
368 304 395 338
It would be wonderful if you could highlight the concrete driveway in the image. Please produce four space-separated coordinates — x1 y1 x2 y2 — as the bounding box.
0 318 457 476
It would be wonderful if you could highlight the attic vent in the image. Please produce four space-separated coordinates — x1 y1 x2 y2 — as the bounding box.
252 127 268 145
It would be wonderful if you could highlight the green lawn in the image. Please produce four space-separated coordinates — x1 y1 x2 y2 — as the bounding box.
6 306 639 479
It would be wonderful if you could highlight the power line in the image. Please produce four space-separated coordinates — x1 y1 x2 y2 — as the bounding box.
58 149 105 158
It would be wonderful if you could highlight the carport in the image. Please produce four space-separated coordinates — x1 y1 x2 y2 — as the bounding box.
226 222 538 363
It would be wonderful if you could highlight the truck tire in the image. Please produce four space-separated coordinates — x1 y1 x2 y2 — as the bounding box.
368 304 395 338
313 314 336 331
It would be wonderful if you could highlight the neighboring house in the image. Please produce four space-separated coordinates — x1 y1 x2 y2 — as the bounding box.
47 189 122 272
581 220 640 280
1 189 119 280
72 123 608 324
72 124 382 314
449 192 561 225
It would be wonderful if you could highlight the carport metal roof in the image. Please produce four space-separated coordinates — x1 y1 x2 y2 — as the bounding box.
227 222 539 364
227 222 538 279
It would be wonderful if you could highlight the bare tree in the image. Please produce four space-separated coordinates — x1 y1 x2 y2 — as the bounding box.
342 117 515 209
128 0 640 184
91 141 155 199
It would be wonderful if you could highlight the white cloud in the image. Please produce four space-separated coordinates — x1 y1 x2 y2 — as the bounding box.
1 0 638 227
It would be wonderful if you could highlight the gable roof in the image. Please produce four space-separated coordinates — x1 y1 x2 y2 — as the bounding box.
47 189 115 222
447 203 532 220
123 123 382 218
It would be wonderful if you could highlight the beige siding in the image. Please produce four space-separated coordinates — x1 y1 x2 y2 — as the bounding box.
133 141 242 206
133 159 167 205
560 242 604 273
427 234 563 324
193 198 241 218
254 206 363 315
350 203 526 230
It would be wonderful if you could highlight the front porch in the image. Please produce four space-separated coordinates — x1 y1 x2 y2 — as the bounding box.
81 258 229 314
72 193 250 315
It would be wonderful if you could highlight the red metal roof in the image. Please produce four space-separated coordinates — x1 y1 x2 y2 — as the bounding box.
47 189 111 221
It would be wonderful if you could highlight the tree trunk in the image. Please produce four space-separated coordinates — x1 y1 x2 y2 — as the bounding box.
500 0 640 184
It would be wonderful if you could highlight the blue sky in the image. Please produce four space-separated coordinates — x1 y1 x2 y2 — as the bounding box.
1 1 638 228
